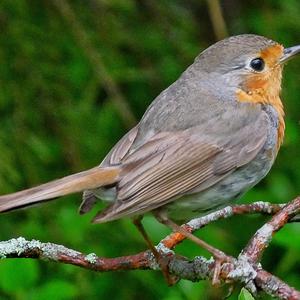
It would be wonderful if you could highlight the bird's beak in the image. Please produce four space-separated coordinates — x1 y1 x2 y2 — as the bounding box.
280 45 300 64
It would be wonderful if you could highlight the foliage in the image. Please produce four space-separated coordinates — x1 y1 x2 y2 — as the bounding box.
239 288 255 300
0 0 300 299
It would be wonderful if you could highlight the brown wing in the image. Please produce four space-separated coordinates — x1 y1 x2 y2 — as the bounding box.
93 110 270 222
100 126 139 166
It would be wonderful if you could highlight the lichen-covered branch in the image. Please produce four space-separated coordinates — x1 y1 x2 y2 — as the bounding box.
241 197 300 263
0 200 299 300
0 237 152 271
160 201 283 249
1 236 299 299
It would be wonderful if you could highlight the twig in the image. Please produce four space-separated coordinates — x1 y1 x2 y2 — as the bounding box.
206 0 229 40
160 201 283 249
1 236 299 299
0 237 151 272
255 269 300 300
1 200 299 299
241 197 300 263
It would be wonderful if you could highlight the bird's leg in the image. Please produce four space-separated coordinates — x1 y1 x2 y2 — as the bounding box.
132 216 160 260
154 210 231 285
132 216 178 285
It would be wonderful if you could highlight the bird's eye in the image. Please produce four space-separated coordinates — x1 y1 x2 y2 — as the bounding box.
249 57 265 71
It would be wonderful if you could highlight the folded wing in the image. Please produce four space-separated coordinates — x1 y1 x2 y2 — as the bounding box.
93 107 270 222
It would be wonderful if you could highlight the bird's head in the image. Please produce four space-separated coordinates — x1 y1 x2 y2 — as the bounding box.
195 34 300 98
194 34 300 148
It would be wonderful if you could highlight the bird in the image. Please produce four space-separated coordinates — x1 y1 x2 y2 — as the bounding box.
0 34 300 254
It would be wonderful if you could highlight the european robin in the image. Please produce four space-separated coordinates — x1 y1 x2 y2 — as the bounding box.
0 34 300 254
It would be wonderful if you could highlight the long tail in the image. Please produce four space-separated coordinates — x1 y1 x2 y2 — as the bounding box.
0 167 120 213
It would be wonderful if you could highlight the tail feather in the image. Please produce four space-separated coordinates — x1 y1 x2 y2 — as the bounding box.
0 167 120 213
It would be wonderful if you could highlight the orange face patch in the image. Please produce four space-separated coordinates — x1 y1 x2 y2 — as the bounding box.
244 44 284 93
236 44 285 150
259 44 284 66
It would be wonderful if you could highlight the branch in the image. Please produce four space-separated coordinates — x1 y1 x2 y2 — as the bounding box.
0 237 151 272
206 0 229 40
241 197 300 263
160 201 283 249
1 236 299 299
1 200 299 299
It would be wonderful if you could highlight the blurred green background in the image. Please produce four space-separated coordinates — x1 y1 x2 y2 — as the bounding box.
0 0 300 299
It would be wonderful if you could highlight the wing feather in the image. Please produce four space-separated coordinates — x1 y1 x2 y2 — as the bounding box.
93 107 271 222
